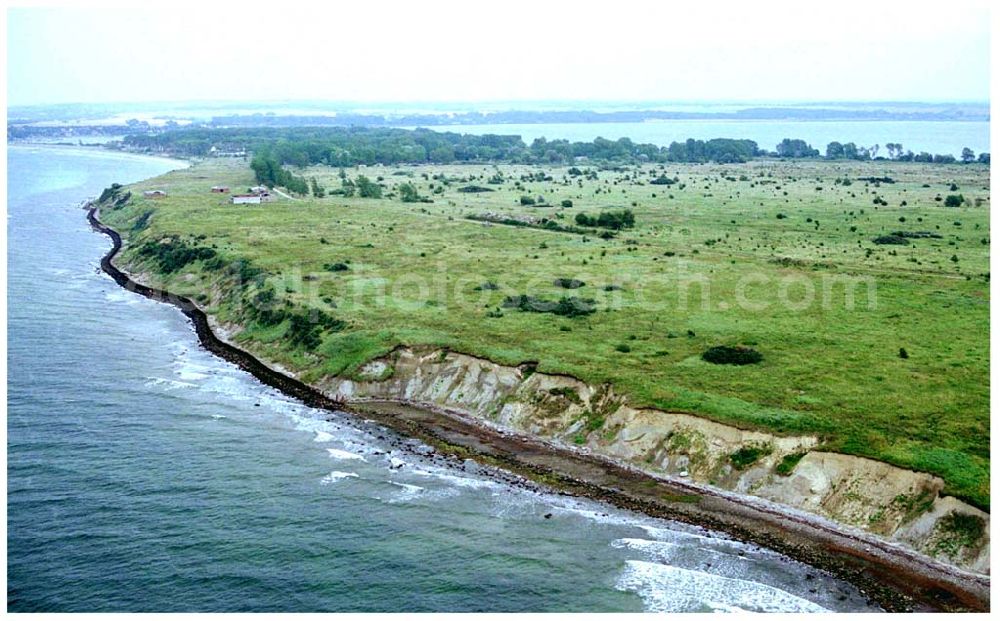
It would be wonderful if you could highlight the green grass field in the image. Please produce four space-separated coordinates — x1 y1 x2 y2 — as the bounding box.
101 157 990 508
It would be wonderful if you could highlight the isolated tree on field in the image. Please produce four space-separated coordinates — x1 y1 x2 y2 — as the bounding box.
961 147 976 163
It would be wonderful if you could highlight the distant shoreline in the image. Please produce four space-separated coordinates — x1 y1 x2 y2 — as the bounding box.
7 141 192 169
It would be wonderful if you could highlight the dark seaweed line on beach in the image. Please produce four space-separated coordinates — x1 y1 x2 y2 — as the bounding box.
86 206 989 612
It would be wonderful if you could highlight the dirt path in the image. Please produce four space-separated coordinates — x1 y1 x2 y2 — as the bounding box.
272 186 298 201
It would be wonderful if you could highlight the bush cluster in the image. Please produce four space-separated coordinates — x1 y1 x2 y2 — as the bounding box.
701 345 763 365
574 209 636 230
136 238 217 274
502 294 596 317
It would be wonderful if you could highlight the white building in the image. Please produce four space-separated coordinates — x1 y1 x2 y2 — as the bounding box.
231 194 262 205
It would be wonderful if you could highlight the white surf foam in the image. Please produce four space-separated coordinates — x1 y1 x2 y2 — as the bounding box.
386 481 426 502
320 470 359 485
175 369 209 381
616 560 829 613
313 430 334 442
409 467 500 490
144 377 197 391
327 448 366 461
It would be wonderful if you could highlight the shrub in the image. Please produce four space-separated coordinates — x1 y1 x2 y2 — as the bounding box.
945 194 965 207
729 443 773 470
702 345 763 365
397 182 423 203
98 183 124 203
131 210 154 232
561 199 573 208
113 191 132 208
933 511 986 556
356 175 382 198
892 231 942 239
552 296 596 317
872 234 909 245
899 347 909 359
136 238 217 274
776 452 806 475
285 309 347 350
324 262 350 272
473 281 499 291
575 209 635 230
457 185 494 193
614 343 631 353
520 195 536 205
553 278 585 289
502 294 595 317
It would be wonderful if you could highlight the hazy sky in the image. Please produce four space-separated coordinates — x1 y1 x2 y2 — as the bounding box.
5 1 992 107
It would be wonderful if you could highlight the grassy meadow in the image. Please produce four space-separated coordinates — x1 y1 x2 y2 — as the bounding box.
100 156 990 508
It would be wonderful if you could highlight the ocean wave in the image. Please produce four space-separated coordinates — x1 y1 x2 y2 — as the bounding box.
616 560 829 613
320 470 359 485
409 466 500 490
175 369 209 382
613 531 776 563
386 481 426 502
144 377 197 391
327 448 366 461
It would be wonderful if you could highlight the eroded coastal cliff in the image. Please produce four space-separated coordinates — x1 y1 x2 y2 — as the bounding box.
310 346 988 575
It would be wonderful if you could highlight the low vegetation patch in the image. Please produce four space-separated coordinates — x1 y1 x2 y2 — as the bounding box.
702 345 763 365
457 185 494 193
547 386 583 405
649 175 677 185
729 443 773 470
467 213 597 236
892 230 943 239
136 237 217 273
502 294 596 317
872 234 910 245
776 452 806 475
932 511 986 556
574 209 636 230
553 278 585 289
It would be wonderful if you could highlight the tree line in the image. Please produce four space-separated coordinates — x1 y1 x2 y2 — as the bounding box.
121 126 988 167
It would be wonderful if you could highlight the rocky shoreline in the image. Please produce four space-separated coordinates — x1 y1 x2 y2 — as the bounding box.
87 206 989 612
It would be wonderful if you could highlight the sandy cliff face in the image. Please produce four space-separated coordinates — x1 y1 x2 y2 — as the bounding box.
319 346 990 575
